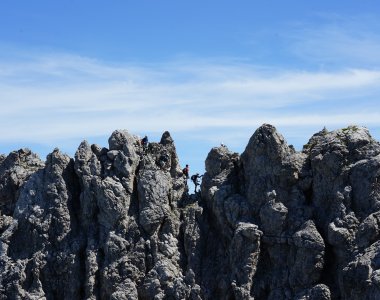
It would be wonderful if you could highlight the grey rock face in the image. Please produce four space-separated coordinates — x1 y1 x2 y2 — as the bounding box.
0 149 44 216
1 149 81 299
1 125 380 299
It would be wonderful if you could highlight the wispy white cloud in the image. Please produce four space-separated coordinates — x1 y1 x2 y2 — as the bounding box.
0 51 380 149
287 14 380 67
2 12 380 158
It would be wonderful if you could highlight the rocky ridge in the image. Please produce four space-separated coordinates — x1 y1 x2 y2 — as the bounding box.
1 125 380 299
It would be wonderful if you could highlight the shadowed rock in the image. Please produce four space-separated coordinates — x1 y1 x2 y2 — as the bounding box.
1 125 380 299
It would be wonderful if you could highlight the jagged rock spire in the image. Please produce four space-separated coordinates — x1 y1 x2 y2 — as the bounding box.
1 125 380 299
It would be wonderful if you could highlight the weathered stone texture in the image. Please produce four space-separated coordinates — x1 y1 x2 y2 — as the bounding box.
1 125 380 299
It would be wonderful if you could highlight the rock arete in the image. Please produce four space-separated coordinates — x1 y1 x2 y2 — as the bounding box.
1 125 380 299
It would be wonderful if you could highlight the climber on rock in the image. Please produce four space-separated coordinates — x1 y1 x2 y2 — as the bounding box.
159 152 170 169
191 173 203 193
182 164 189 180
141 136 148 152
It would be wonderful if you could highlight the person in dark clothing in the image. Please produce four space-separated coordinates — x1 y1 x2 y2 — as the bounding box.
191 173 203 193
159 152 170 169
141 136 148 152
182 164 189 179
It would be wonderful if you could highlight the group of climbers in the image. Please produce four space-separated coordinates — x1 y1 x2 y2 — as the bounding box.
140 135 167 169
140 136 203 193
182 164 203 193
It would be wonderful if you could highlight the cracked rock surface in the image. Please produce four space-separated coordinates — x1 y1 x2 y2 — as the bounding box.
1 125 380 299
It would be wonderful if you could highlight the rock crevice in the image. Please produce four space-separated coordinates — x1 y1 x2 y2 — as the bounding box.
1 125 380 299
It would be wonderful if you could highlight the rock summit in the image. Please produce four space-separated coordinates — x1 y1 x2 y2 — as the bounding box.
1 125 380 299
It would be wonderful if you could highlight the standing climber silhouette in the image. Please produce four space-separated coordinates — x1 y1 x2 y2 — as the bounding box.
141 136 148 152
182 164 189 180
191 173 203 193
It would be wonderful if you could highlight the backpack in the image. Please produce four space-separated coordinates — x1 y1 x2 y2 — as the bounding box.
191 175 196 181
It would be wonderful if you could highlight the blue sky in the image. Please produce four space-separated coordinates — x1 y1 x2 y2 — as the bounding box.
1 1 380 182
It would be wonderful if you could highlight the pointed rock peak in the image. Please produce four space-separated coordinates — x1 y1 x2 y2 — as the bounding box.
90 143 103 156
160 131 173 146
46 148 71 167
52 149 65 158
18 148 32 155
75 140 93 162
304 125 380 157
256 123 277 135
338 125 375 145
2 149 42 172
243 124 292 159
78 140 90 149
293 220 324 250
108 129 135 151
302 127 330 152
2 148 44 169
209 144 234 157
205 145 239 177
0 148 44 216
